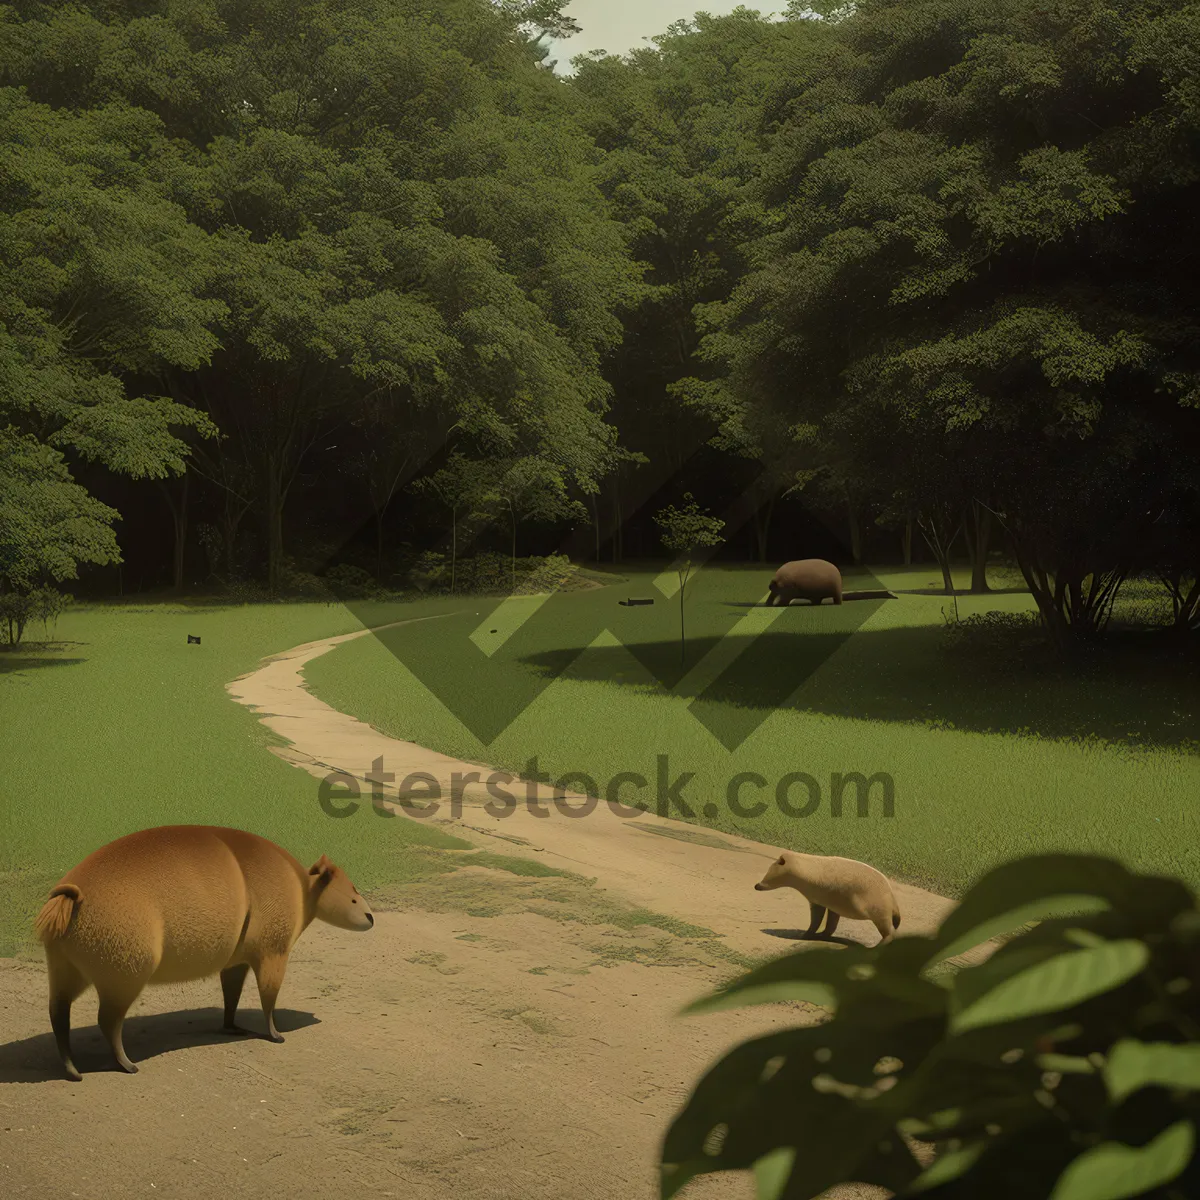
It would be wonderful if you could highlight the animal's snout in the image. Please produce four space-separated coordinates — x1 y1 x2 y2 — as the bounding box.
754 882 767 890
365 912 374 927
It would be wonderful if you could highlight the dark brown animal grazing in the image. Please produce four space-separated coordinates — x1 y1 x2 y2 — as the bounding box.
765 558 843 606
34 825 374 1080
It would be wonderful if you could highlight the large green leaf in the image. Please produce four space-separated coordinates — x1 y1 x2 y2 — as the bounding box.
930 857 1194 967
683 943 873 1015
932 895 1112 966
1105 1040 1200 1105
660 1021 921 1199
686 938 944 1019
950 940 1150 1034
1047 1120 1195 1200
661 1029 806 1198
754 1149 795 1200
905 1139 987 1194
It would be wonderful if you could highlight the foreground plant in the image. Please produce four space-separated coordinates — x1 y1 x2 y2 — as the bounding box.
661 855 1200 1199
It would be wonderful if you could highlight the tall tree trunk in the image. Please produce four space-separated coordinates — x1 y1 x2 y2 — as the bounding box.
969 501 992 593
902 516 913 566
847 500 863 566
265 457 285 596
221 501 248 581
753 495 776 563
918 509 960 593
174 472 188 592
612 473 623 563
159 472 190 593
368 453 411 582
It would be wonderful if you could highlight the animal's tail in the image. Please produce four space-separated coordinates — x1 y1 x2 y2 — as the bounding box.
892 911 901 930
34 884 81 944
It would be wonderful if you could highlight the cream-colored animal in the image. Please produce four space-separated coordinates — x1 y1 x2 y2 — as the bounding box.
755 850 901 945
34 825 374 1081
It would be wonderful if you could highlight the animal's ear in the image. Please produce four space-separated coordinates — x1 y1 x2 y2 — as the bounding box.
777 855 786 865
308 853 334 876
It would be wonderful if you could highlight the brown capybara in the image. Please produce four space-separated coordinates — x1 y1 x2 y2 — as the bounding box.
765 558 843 606
755 850 900 945
33 825 374 1080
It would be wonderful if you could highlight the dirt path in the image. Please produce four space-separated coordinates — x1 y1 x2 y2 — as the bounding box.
1 618 966 1200
223 618 961 958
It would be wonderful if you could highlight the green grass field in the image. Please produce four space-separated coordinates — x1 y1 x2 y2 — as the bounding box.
303 563 1200 899
0 597 472 956
5 566 1197 956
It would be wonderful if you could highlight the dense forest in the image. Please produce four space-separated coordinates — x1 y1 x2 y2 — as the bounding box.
2 0 1199 647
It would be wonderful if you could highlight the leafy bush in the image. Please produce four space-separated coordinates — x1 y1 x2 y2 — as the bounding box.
277 557 328 599
221 578 272 604
662 854 1200 1199
458 551 511 594
516 552 577 594
323 563 376 599
406 552 581 595
408 550 448 592
941 609 1045 657
0 586 71 645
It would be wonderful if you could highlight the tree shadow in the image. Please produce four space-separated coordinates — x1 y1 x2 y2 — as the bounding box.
0 1005 319 1083
0 655 87 675
519 623 1200 752
889 586 1031 596
761 928 861 948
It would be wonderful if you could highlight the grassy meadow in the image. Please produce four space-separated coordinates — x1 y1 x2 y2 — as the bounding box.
4 564 1197 956
304 563 1200 898
0 598 472 956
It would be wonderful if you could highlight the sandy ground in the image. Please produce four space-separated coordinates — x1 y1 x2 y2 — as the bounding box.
1 617 966 1199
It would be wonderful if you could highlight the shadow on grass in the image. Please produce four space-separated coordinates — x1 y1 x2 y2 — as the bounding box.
0 654 87 675
888 586 1031 596
519 625 1200 752
0 1005 320 1083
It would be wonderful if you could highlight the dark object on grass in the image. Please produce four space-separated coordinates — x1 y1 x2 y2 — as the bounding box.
187 634 201 645
619 597 655 606
766 558 843 606
764 589 895 605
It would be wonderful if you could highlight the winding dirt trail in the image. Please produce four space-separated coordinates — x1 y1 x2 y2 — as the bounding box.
224 617 960 955
1 616 963 1200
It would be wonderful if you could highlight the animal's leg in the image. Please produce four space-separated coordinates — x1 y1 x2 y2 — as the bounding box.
821 911 841 939
220 963 252 1034
872 914 894 945
803 904 827 938
253 955 290 1043
833 594 843 605
96 983 145 1074
47 954 88 1082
